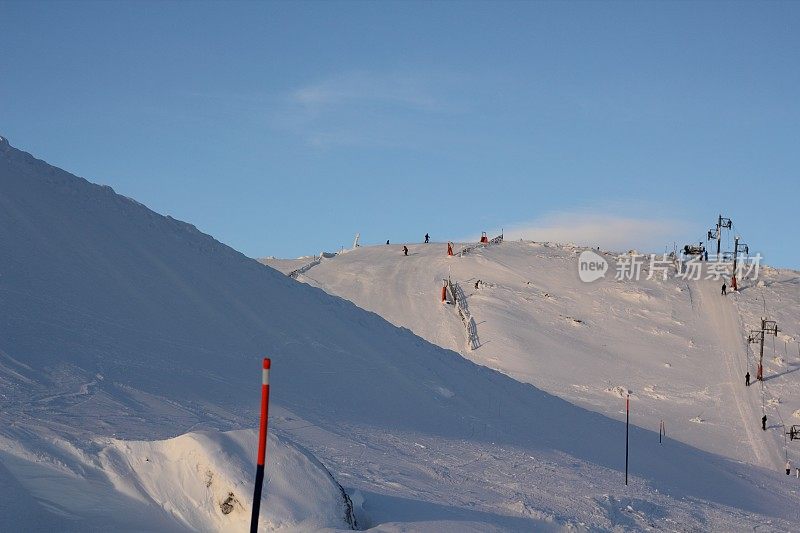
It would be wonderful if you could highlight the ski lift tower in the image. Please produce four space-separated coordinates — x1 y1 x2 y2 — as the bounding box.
748 318 779 381
707 214 732 259
731 236 749 290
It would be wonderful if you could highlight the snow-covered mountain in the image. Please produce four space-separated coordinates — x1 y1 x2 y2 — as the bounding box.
264 241 800 473
2 136 799 531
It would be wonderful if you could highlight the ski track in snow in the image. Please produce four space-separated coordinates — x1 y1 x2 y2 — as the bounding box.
696 279 778 469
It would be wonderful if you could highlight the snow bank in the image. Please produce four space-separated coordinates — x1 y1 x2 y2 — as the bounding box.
0 429 354 532
100 429 355 531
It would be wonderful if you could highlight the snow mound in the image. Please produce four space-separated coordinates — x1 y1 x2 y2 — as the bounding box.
0 428 354 532
99 429 355 532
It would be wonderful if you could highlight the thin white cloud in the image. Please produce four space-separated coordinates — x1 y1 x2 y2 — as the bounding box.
290 71 439 110
273 70 458 148
497 211 695 253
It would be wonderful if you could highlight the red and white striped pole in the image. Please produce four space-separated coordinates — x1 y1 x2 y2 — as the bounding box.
250 357 271 533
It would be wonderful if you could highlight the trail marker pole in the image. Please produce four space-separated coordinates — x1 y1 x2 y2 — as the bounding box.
250 358 271 533
625 394 630 486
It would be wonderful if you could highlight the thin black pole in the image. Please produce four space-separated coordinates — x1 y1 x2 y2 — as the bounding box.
625 394 630 486
251 466 265 532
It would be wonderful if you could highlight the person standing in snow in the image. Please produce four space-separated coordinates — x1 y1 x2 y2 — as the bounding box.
786 460 792 475
762 414 767 431
424 233 430 243
403 245 408 256
721 282 727 295
386 240 390 245
796 467 799 478
745 371 750 387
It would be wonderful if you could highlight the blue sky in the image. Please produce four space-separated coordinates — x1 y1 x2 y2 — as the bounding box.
1 1 798 267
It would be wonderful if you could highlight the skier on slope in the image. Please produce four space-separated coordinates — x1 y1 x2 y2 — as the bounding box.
786 460 792 476
745 371 750 387
403 245 408 256
424 233 430 243
721 282 727 295
762 414 768 431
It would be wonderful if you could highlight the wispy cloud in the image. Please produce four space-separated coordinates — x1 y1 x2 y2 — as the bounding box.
274 70 456 148
290 71 439 110
496 210 695 253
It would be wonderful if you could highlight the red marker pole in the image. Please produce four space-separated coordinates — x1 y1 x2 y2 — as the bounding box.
625 394 630 486
250 358 271 533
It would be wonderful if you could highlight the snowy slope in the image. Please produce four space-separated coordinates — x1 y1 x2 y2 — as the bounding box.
2 136 799 531
273 241 799 468
266 240 800 505
733 268 800 468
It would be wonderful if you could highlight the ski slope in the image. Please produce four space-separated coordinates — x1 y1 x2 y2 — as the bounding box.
265 240 800 474
2 135 799 531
